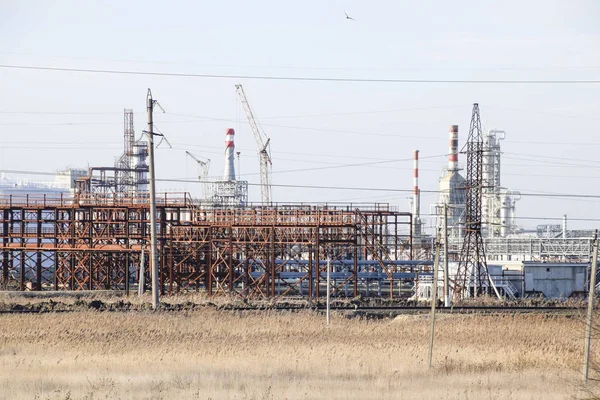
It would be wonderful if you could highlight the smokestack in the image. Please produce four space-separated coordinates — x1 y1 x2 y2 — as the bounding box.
448 125 459 171
223 128 236 181
413 149 421 236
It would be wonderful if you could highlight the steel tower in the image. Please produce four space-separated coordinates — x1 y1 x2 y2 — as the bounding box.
454 104 499 299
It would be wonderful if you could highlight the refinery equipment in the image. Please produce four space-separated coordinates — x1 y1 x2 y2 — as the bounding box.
75 109 149 197
434 114 594 266
207 128 248 208
436 125 466 242
1 90 597 301
186 151 211 199
235 84 272 204
481 129 521 237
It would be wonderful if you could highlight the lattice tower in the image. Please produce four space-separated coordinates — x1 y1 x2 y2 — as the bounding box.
454 104 494 298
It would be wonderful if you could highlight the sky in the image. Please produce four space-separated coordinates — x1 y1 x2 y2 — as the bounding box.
0 0 599 232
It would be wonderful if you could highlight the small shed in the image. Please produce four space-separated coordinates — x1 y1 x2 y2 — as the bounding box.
523 262 587 298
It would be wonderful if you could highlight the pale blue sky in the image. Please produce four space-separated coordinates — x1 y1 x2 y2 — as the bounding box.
0 0 599 231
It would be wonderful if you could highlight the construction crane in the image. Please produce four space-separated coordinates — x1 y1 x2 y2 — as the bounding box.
235 84 272 204
185 151 211 199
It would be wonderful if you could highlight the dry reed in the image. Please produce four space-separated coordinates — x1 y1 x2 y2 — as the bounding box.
0 300 596 399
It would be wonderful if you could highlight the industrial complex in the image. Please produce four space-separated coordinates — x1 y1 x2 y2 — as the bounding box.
0 89 597 301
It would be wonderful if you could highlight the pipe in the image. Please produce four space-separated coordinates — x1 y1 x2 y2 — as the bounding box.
448 125 458 171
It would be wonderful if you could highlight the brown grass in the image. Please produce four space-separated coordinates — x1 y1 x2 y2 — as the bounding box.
0 299 597 399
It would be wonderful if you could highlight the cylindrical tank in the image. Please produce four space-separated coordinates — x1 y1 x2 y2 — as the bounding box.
500 193 511 237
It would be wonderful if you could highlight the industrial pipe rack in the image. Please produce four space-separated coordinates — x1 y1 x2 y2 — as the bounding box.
0 193 424 299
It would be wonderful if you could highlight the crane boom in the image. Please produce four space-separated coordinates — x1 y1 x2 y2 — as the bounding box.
235 84 272 204
185 151 211 198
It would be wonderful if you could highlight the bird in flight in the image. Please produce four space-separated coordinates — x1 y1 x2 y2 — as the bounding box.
345 11 355 21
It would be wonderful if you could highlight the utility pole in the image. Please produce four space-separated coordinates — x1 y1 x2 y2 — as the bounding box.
146 89 160 310
326 259 331 327
428 228 441 368
138 245 145 296
443 204 450 307
583 231 599 382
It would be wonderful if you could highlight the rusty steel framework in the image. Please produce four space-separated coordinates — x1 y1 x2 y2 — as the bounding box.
0 194 426 299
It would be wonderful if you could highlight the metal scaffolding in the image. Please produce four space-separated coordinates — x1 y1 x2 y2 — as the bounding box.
0 194 426 299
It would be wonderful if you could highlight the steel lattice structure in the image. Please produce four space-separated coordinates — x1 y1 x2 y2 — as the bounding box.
454 103 496 298
0 193 427 299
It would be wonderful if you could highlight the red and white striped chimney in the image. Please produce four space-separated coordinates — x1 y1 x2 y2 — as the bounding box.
413 149 421 235
448 125 459 171
223 128 236 181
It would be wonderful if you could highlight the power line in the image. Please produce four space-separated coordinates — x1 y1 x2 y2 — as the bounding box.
485 104 600 122
4 52 599 72
417 212 600 223
2 64 599 84
0 111 140 115
258 105 467 120
156 178 600 199
168 112 445 139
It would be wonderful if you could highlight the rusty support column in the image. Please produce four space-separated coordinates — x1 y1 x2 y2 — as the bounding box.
353 236 358 297
169 230 174 294
315 229 320 300
244 244 249 296
125 207 130 295
36 209 42 291
53 209 58 291
270 227 275 297
308 243 313 298
207 228 213 296
394 215 398 261
228 235 234 295
20 209 24 290
2 210 9 288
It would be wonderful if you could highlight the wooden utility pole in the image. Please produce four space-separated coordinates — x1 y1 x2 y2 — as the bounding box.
326 259 331 327
428 229 441 368
146 89 160 310
584 231 599 382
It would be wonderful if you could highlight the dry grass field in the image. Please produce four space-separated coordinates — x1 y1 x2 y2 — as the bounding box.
0 296 598 399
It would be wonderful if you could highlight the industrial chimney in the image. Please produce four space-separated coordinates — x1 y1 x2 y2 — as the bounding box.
223 128 236 181
413 149 421 236
448 125 459 171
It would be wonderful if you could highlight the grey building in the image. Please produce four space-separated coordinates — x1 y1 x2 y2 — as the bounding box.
523 262 588 298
